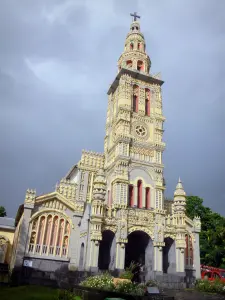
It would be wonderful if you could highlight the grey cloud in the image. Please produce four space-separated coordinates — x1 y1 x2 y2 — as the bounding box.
0 0 224 217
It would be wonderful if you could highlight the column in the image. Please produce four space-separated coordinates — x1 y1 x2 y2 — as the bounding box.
40 217 47 255
33 217 41 254
53 219 60 256
115 242 125 270
59 219 66 257
193 233 201 279
142 186 146 208
133 185 138 207
176 247 185 273
47 218 54 255
89 240 100 271
153 245 163 272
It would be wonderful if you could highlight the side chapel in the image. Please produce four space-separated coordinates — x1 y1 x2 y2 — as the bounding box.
11 14 201 282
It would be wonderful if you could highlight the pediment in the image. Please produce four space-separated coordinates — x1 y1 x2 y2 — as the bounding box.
35 192 77 211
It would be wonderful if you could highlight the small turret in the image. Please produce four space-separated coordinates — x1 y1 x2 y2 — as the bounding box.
91 169 106 218
92 169 106 202
173 177 186 214
193 216 201 233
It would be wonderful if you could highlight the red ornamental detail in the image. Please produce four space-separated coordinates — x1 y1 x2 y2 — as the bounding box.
146 187 151 209
129 185 134 207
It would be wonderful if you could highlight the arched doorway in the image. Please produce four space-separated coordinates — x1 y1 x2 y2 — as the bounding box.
98 230 115 270
125 231 153 267
163 237 176 273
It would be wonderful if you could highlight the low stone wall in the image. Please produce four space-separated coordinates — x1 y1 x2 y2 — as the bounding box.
154 274 187 289
73 285 175 300
11 266 196 290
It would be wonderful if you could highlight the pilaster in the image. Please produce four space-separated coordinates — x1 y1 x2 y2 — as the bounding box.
153 245 163 272
68 216 81 270
14 203 34 267
115 242 125 270
193 216 201 279
176 247 185 273
89 240 100 271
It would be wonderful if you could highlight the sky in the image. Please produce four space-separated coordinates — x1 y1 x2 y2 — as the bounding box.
0 0 224 217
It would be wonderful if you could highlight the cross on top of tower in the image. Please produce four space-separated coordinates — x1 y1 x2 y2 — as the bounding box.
130 12 140 22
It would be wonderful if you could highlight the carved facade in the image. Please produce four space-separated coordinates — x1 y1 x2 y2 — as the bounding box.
11 18 201 281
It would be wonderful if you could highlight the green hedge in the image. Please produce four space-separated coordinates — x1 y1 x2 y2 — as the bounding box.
195 279 225 294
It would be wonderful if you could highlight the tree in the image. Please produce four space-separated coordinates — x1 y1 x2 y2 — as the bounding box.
0 206 7 217
186 196 225 268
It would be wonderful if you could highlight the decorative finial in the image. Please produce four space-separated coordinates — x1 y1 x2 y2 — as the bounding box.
130 12 141 22
176 177 183 190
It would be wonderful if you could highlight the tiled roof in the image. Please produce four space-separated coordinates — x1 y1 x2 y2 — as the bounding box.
0 217 15 229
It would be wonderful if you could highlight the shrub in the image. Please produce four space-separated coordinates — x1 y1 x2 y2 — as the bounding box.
114 281 146 296
55 289 82 300
79 272 114 291
146 279 158 287
119 270 133 280
195 279 225 294
119 261 141 280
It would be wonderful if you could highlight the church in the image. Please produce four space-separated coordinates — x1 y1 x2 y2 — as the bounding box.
10 14 201 283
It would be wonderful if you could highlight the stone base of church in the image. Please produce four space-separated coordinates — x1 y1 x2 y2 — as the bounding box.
154 271 193 289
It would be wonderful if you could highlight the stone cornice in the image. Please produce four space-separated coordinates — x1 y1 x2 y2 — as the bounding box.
108 68 164 95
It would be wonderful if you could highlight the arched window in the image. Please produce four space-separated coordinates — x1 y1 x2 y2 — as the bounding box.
29 213 70 258
130 43 134 50
137 180 142 208
137 60 144 71
126 60 132 69
137 42 141 50
133 85 139 113
145 89 150 116
185 234 194 267
129 185 134 207
146 187 151 209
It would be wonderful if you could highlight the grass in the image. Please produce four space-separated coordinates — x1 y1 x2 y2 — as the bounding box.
0 285 58 300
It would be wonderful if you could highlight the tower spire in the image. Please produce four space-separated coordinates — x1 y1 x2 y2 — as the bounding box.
117 13 151 74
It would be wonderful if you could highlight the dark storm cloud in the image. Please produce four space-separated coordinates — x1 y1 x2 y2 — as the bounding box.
0 0 224 217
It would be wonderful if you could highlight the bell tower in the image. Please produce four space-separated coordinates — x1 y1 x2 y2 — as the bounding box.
104 13 166 210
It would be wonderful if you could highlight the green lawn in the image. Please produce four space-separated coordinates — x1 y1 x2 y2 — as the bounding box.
0 285 58 300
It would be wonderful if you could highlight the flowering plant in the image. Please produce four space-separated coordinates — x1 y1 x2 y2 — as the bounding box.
79 272 114 291
195 279 225 294
114 281 145 296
